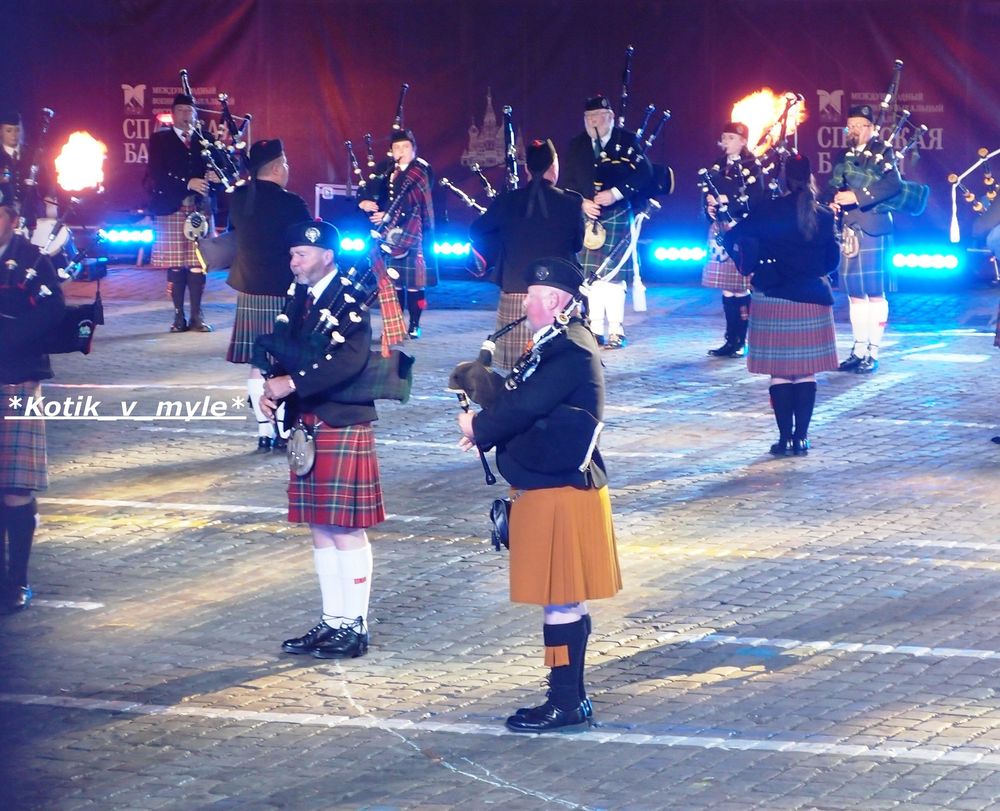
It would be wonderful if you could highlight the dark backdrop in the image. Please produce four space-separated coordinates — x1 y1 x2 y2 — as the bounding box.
6 0 999 245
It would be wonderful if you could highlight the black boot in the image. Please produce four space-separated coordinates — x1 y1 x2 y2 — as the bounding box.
708 295 743 357
167 268 188 332
407 289 425 338
507 619 590 732
792 381 817 455
768 383 795 456
187 271 213 332
4 500 36 612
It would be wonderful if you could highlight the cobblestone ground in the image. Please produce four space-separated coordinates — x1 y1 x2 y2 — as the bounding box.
1 267 999 811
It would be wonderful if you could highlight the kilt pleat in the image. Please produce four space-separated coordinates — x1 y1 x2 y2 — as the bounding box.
227 293 287 364
702 224 749 292
842 229 889 297
508 485 622 606
747 292 839 377
151 203 201 268
0 382 48 492
287 421 384 528
493 293 530 370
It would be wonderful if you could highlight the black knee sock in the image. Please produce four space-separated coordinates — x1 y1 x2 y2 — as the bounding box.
792 381 817 441
6 500 36 588
187 271 205 322
579 614 592 702
408 290 425 328
721 295 739 341
396 287 407 313
769 383 795 441
543 619 587 711
167 268 187 312
733 294 751 345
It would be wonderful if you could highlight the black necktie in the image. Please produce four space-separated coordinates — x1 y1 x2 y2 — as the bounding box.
303 292 315 319
593 139 602 160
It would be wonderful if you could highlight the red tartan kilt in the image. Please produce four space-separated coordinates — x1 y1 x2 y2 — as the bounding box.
0 382 48 491
150 204 202 268
747 292 839 377
287 420 384 528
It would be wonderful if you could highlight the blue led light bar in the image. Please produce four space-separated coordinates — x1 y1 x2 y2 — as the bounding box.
891 251 961 271
432 241 471 256
99 227 155 244
650 244 707 263
338 236 368 253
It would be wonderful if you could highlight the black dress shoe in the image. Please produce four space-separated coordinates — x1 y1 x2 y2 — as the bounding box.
517 696 593 720
708 340 745 358
505 701 589 733
0 584 32 614
604 333 627 350
855 356 879 374
256 436 273 453
792 438 810 456
189 319 214 333
838 352 864 371
407 325 421 339
281 620 338 654
312 625 369 659
272 436 288 452
769 439 791 456
170 317 188 333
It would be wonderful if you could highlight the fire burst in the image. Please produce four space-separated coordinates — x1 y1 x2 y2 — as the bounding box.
731 89 807 156
55 131 108 191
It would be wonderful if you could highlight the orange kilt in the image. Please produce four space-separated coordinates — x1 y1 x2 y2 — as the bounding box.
509 485 621 606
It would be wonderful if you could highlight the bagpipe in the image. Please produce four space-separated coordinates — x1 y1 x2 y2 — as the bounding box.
831 60 930 218
177 69 253 244
588 46 673 250
250 262 414 409
448 199 658 485
948 147 1000 242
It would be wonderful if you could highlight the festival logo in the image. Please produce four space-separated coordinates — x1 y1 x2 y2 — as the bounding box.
816 89 844 122
121 83 147 113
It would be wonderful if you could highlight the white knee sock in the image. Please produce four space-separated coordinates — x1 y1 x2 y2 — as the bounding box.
275 402 289 439
587 282 609 337
867 298 889 359
338 543 373 627
247 378 274 438
313 546 345 624
848 298 869 356
606 280 627 335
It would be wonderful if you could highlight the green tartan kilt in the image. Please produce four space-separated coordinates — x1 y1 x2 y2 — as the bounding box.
578 205 633 282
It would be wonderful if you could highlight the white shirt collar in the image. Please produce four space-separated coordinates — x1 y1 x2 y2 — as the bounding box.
3 145 18 158
173 126 191 141
307 268 338 301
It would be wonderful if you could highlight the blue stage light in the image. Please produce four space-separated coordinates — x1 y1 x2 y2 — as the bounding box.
338 236 368 253
890 249 962 275
651 244 707 263
99 227 155 245
433 241 471 256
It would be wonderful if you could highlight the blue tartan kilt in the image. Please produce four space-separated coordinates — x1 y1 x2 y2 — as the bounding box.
841 229 890 297
579 206 633 282
287 420 384 528
0 382 48 492
747 292 839 377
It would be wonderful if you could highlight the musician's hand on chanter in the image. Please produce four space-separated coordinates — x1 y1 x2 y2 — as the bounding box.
187 177 210 195
833 190 858 207
582 199 601 219
457 411 476 450
358 200 379 214
259 394 277 421
205 170 221 184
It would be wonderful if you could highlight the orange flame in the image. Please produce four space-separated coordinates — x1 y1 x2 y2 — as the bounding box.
731 89 808 156
55 131 108 191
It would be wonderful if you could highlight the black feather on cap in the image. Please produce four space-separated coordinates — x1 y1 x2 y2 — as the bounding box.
526 256 584 295
249 139 284 173
286 219 340 251
847 104 874 123
584 95 612 112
